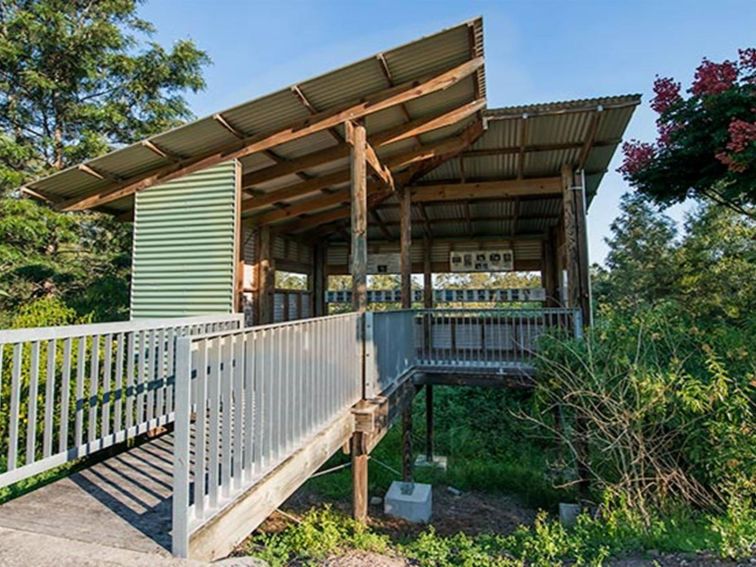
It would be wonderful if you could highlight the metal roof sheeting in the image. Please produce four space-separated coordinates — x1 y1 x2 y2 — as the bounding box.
25 18 486 215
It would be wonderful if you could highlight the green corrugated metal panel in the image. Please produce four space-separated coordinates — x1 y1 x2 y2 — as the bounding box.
130 161 238 319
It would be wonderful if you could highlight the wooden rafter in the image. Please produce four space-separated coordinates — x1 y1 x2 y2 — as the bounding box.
78 164 121 183
141 140 182 163
241 99 485 189
370 210 393 240
213 113 245 139
517 115 528 180
291 84 345 144
416 203 433 239
55 56 484 211
511 197 520 236
242 123 483 213
577 108 603 169
376 53 420 147
464 201 473 235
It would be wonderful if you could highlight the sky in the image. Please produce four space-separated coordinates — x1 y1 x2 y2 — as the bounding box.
138 0 755 265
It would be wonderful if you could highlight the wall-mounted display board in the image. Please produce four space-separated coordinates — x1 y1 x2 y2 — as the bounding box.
325 288 546 304
449 249 514 272
367 253 401 274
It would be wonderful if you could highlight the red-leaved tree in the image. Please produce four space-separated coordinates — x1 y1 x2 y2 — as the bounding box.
620 49 755 218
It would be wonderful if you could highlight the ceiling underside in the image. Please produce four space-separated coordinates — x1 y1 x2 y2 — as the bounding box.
21 17 640 243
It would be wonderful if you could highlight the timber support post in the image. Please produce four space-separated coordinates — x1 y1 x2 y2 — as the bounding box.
399 185 414 482
425 385 434 462
348 119 369 521
561 163 592 497
351 431 368 522
256 225 274 324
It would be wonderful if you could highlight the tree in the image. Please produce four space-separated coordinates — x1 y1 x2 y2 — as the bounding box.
592 193 678 308
619 49 756 218
674 203 756 322
0 0 209 325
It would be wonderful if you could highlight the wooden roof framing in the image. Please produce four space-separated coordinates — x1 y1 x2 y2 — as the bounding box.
20 17 640 243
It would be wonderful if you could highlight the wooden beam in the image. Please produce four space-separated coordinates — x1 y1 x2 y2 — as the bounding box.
416 203 433 239
351 122 368 313
240 99 485 190
411 177 561 202
399 186 412 309
365 213 559 228
213 113 245 139
77 164 121 183
460 138 621 158
371 210 393 240
243 126 483 214
577 109 603 169
57 57 484 211
345 120 394 190
517 115 528 180
141 139 182 162
464 201 473 235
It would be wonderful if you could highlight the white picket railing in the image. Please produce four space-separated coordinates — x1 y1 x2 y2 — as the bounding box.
172 312 363 557
0 314 243 488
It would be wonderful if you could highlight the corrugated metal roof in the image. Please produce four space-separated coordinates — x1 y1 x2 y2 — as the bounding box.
26 18 486 215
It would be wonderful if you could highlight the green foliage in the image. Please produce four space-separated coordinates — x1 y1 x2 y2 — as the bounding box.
246 506 390 566
0 0 209 176
0 0 210 324
248 504 750 566
536 302 755 521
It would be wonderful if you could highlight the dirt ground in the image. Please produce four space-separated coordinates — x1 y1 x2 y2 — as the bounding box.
251 485 753 566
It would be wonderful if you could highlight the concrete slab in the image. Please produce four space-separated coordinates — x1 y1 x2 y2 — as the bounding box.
384 481 432 523
414 454 448 471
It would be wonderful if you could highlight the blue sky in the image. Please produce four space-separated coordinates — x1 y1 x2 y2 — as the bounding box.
139 0 755 264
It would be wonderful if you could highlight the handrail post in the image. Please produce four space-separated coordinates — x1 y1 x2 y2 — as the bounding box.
362 312 375 399
172 336 192 558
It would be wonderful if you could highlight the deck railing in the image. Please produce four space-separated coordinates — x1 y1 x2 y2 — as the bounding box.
414 308 582 370
0 313 243 488
172 312 363 557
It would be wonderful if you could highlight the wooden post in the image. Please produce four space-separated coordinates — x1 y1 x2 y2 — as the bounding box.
257 225 274 324
561 164 591 323
313 242 326 316
348 121 370 521
399 186 414 480
542 236 558 307
399 186 412 309
350 122 368 313
351 431 368 522
423 236 433 309
234 161 245 314
561 164 591 497
425 385 434 462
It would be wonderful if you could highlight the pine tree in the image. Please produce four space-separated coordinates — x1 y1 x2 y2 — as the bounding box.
593 192 678 308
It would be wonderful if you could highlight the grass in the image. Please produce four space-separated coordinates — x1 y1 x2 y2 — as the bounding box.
246 504 738 567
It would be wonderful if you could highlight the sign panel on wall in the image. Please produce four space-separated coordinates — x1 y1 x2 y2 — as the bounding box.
367 253 401 275
449 249 514 272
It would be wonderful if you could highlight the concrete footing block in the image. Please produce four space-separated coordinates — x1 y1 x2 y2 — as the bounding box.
414 454 448 471
384 481 432 523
